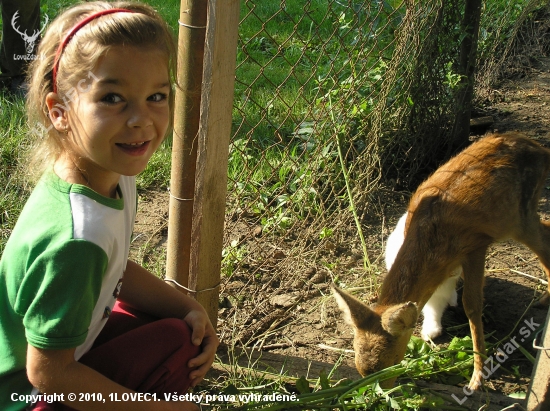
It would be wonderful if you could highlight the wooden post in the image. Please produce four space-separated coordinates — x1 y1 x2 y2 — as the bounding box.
451 0 482 152
166 0 207 290
188 0 240 327
526 308 550 410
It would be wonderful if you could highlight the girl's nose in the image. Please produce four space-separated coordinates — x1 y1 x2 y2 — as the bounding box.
126 103 153 128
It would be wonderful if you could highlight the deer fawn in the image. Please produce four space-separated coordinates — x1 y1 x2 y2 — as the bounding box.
333 132 550 390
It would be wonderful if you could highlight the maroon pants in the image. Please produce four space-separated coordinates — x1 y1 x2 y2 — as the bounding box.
33 302 200 410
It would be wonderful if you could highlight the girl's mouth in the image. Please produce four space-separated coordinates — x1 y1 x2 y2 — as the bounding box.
116 141 151 156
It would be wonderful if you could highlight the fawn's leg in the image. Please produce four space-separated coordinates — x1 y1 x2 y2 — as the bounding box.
461 246 488 391
517 219 550 306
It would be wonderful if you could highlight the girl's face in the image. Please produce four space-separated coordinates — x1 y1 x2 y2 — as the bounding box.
51 45 171 196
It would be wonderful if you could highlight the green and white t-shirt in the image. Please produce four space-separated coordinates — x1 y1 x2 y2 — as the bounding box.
0 173 136 410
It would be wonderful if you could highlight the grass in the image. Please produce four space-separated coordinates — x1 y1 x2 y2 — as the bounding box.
0 94 29 254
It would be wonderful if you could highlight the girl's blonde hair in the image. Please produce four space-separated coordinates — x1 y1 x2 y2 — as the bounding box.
25 1 177 182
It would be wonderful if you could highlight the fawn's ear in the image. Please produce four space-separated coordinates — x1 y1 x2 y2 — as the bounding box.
380 302 418 337
331 285 376 328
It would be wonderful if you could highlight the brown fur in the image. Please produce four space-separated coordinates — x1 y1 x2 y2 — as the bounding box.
333 132 550 390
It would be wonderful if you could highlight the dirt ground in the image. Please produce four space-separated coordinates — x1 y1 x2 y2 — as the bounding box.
131 58 550 401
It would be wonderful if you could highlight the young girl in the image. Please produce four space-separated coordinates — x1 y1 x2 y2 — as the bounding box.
0 2 218 410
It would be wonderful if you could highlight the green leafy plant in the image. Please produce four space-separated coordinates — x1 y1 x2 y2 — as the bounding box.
207 335 481 411
222 240 249 278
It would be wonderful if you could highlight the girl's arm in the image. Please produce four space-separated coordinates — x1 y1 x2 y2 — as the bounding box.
117 260 219 385
27 345 197 411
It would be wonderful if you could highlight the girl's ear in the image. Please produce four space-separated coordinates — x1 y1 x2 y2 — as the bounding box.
45 92 69 132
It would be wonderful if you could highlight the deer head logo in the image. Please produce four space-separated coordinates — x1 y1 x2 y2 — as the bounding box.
11 11 49 55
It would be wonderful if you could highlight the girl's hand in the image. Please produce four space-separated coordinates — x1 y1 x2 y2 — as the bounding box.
118 260 219 387
183 309 219 387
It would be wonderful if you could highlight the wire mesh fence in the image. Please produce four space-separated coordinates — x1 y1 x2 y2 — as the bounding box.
218 0 548 346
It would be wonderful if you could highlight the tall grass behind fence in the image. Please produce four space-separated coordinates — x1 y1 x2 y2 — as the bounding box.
219 0 548 345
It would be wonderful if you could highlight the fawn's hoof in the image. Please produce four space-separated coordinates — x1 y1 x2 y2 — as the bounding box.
421 321 443 341
467 370 484 391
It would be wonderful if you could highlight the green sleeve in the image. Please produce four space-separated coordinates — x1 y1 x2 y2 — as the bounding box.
13 240 108 350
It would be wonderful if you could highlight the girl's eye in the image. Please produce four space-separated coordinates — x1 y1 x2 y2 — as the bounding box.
101 93 123 104
148 93 168 102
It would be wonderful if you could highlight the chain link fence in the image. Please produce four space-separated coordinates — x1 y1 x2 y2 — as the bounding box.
218 0 548 345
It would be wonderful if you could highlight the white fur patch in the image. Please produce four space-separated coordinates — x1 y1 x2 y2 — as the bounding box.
385 212 408 270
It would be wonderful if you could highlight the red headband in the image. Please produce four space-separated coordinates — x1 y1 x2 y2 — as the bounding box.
52 8 135 93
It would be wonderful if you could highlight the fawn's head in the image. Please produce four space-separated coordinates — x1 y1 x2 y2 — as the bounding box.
331 285 418 386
